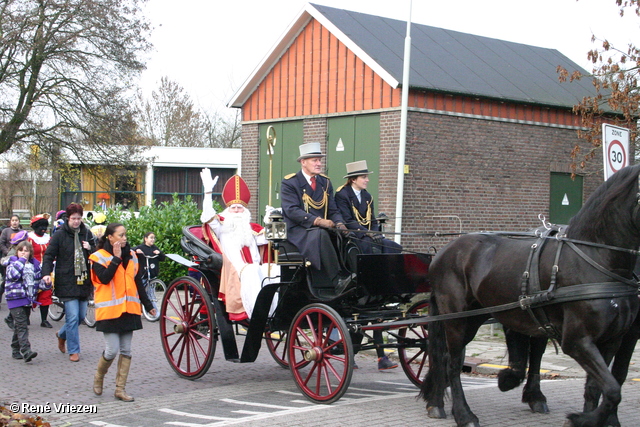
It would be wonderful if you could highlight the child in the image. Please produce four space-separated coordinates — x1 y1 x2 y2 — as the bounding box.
5 240 49 362
2 230 29 330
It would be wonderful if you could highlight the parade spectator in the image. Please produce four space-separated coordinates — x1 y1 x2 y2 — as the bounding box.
5 241 50 362
51 210 66 235
90 222 154 401
42 203 95 362
0 215 23 306
27 214 53 328
2 230 29 330
134 232 166 282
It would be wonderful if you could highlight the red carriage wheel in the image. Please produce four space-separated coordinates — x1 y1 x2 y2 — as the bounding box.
264 329 289 368
397 299 430 387
288 303 353 404
160 276 216 379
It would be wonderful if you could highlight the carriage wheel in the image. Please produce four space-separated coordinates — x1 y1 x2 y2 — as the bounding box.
160 276 216 379
288 303 353 404
397 299 430 387
265 329 289 368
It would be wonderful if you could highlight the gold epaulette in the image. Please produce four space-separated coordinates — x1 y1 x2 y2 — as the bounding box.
284 173 296 179
335 184 345 192
320 173 330 179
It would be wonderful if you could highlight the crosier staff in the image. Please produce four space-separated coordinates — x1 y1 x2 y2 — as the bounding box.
265 126 276 275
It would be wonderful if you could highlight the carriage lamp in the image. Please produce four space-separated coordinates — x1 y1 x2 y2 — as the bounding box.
377 212 388 232
265 211 288 242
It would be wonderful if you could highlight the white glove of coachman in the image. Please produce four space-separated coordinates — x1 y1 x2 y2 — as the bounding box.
264 205 276 224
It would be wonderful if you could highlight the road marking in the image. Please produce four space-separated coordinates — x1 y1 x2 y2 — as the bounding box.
159 408 233 421
219 398 297 410
90 422 130 427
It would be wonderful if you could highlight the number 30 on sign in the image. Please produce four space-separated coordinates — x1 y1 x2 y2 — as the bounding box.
602 124 629 181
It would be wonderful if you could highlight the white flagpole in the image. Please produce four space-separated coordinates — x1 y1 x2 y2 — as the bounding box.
394 0 412 244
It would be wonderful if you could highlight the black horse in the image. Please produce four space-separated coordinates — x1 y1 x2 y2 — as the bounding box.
420 164 640 427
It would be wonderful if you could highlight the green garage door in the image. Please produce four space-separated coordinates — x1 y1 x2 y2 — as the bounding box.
326 114 380 202
258 121 303 212
549 172 583 225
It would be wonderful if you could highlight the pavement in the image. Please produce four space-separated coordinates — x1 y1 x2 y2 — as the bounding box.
0 301 639 426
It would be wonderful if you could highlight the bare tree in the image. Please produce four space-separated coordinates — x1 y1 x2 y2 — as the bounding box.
137 77 206 147
203 109 242 148
558 0 640 171
0 0 152 163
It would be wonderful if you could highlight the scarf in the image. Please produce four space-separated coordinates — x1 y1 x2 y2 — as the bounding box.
73 228 87 284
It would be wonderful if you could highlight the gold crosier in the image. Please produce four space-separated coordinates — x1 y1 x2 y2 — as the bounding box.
265 126 277 273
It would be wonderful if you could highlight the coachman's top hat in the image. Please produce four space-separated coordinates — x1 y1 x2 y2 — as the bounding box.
297 142 326 161
344 160 374 179
222 175 251 207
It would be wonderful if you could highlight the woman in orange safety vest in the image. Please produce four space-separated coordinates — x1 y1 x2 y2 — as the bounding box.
89 222 154 402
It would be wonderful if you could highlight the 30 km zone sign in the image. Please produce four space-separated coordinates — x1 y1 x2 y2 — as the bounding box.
602 124 629 181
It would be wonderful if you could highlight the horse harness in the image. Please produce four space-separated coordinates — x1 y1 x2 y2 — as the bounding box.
517 226 639 342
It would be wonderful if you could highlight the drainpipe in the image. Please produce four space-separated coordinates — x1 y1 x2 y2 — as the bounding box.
394 1 412 244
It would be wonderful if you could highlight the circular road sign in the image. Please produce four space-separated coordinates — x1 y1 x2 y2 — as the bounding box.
607 139 627 174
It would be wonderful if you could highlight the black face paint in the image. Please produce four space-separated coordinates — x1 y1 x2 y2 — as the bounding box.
31 219 49 237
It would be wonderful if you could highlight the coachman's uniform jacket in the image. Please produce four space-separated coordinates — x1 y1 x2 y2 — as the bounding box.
280 170 344 270
335 185 402 255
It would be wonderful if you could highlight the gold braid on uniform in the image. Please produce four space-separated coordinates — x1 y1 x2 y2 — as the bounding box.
352 200 372 230
302 189 329 218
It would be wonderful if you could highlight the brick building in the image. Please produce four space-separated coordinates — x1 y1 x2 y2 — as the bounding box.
229 3 604 251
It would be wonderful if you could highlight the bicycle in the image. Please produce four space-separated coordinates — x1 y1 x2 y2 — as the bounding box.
48 295 96 328
139 253 166 322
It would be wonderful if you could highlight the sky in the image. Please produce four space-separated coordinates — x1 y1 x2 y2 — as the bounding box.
138 0 640 115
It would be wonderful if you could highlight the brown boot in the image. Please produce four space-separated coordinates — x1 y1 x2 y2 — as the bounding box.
114 355 134 402
93 354 114 396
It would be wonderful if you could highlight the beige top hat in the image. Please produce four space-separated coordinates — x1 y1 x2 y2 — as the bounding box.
297 142 326 161
344 160 374 178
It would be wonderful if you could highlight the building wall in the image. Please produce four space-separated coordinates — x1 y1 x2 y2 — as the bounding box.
241 110 602 252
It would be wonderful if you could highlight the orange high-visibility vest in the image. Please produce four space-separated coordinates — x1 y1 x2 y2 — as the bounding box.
90 249 141 321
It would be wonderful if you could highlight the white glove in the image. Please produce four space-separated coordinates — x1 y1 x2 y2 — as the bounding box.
200 168 219 193
264 205 275 224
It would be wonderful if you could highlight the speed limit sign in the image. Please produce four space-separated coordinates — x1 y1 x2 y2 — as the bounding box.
602 124 629 181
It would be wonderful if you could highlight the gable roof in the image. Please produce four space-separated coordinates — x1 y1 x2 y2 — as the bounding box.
229 3 595 110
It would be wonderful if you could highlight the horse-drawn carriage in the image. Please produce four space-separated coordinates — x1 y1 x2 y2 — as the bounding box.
159 219 434 403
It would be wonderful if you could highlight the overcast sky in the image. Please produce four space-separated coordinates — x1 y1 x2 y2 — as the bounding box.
139 0 640 114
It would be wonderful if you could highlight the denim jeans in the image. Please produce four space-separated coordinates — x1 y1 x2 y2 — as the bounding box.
58 299 87 354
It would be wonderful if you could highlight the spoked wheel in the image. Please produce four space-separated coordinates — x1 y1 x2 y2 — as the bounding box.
397 299 430 387
143 278 166 322
288 303 353 404
160 276 216 379
265 329 289 368
48 298 64 322
84 300 96 328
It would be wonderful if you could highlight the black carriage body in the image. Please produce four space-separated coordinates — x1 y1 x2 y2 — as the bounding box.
161 224 433 401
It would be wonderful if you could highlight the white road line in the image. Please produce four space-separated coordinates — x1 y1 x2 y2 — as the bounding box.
275 390 305 396
90 422 131 427
159 408 234 421
219 398 297 410
232 410 264 415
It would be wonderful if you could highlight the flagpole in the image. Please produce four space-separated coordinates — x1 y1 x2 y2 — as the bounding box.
394 0 412 245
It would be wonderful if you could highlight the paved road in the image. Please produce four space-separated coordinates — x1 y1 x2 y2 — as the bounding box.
1 307 639 426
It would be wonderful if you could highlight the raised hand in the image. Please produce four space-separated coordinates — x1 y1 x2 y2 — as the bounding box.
200 168 219 192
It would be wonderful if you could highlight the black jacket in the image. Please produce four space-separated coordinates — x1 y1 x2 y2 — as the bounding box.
42 221 96 300
133 244 166 280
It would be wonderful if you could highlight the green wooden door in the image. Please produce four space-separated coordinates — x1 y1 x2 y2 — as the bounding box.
326 114 380 201
258 121 303 211
549 172 583 225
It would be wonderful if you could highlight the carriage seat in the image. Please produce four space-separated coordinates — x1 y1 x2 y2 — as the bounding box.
276 240 304 263
180 225 223 271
